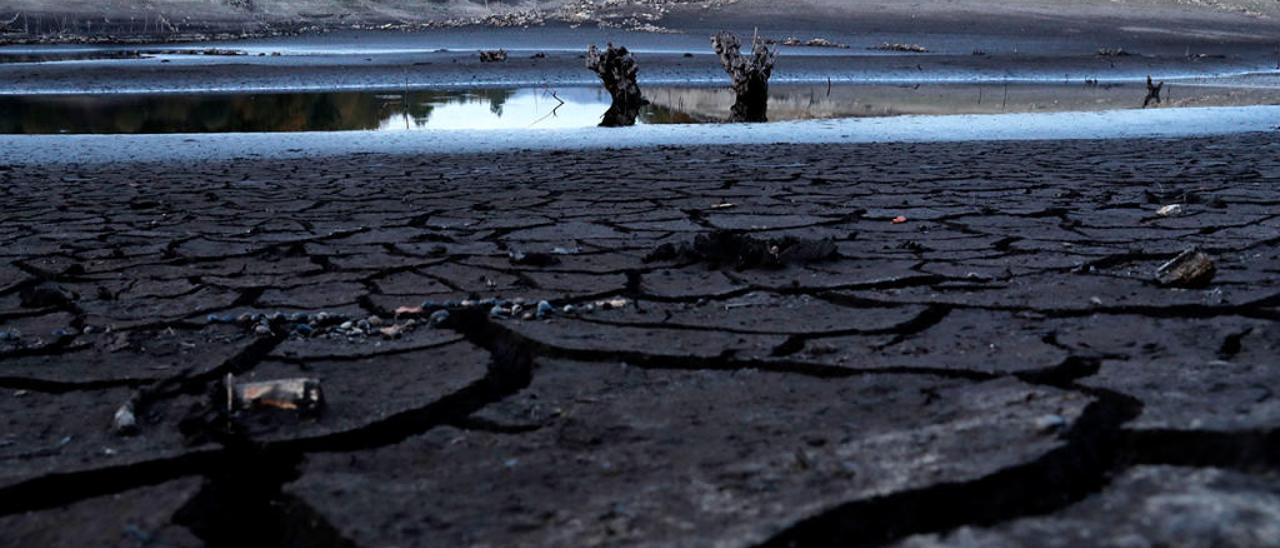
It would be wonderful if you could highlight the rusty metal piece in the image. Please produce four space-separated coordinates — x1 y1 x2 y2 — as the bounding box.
227 375 324 414
1156 248 1216 288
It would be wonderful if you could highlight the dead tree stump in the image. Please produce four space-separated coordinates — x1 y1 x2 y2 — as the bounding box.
712 31 778 123
586 43 647 127
1143 75 1164 108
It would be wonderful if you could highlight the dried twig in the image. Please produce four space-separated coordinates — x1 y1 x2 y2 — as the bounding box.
1143 75 1164 108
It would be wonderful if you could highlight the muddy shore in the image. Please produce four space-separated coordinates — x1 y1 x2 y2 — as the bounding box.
1 133 1278 545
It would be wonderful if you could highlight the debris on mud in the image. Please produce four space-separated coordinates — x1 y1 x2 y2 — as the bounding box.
872 42 929 53
780 37 849 48
1156 248 1216 288
227 375 324 415
1097 48 1133 57
508 249 561 266
19 282 77 308
586 42 647 127
478 49 508 63
713 31 777 122
645 230 837 270
1144 75 1165 108
112 400 140 436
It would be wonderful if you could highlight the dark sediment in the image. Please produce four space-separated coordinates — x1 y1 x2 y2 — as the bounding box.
0 133 1277 545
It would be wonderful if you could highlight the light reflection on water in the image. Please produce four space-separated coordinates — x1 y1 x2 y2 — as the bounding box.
2 83 1278 134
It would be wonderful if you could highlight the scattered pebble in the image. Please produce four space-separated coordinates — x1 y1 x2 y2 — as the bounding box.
1034 414 1068 433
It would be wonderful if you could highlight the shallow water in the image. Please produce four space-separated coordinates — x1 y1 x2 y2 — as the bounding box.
3 82 1278 134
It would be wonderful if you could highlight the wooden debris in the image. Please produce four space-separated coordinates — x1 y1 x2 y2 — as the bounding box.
478 49 507 62
1144 75 1164 108
1156 249 1216 288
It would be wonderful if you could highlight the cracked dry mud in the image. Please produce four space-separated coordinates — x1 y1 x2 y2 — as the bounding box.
1 133 1278 546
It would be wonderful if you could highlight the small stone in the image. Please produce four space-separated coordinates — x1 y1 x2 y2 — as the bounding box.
316 312 332 322
429 309 450 326
340 321 354 330
113 402 138 436
521 312 534 321
1034 414 1067 433
536 301 554 319
236 313 253 324
583 304 595 313
489 305 506 318
1156 204 1185 217
367 316 384 327
562 305 576 314
82 326 97 335
254 324 272 336
511 305 523 316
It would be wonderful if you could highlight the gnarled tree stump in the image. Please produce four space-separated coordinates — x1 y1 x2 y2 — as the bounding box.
586 43 647 127
712 31 777 123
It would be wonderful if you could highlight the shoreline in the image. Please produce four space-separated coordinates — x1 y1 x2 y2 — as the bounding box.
3 107 1277 166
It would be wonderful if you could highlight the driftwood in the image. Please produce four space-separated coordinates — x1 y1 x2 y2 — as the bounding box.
479 49 507 63
586 43 647 127
1143 75 1164 108
712 31 777 123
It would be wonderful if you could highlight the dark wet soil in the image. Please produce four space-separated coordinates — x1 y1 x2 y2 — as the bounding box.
0 132 1276 546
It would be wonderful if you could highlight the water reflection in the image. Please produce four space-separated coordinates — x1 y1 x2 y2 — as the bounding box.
2 83 1277 134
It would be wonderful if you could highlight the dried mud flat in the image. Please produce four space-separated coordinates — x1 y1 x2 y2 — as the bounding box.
1 133 1279 546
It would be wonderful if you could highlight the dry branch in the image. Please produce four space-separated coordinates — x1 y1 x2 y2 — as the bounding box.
1144 75 1164 108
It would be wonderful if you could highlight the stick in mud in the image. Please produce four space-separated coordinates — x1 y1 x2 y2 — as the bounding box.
1143 75 1164 108
585 43 647 127
712 30 778 123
